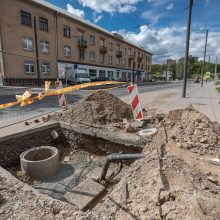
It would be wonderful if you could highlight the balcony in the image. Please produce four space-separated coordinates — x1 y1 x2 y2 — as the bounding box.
116 50 123 57
99 46 107 53
78 39 87 48
128 54 134 60
137 56 143 62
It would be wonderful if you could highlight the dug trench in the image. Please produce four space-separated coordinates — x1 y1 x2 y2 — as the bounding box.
0 122 146 212
1 91 220 219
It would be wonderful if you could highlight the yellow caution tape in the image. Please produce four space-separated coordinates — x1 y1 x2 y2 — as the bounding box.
0 80 124 109
0 81 51 109
47 81 124 96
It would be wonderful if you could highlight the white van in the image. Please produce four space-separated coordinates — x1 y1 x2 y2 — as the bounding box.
66 68 91 84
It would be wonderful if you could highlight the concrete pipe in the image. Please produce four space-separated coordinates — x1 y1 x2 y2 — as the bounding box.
20 146 59 179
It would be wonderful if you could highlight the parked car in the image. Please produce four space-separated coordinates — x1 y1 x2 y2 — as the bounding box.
91 77 110 82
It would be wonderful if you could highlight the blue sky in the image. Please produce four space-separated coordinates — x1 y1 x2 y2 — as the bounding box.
46 0 220 63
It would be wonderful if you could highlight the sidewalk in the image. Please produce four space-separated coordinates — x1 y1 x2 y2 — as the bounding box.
121 82 220 122
158 82 220 122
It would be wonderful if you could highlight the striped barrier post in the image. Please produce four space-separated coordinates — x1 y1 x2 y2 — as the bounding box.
55 80 67 108
128 84 143 120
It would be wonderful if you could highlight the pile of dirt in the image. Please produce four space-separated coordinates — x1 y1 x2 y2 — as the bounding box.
92 107 220 219
157 105 220 156
52 91 133 125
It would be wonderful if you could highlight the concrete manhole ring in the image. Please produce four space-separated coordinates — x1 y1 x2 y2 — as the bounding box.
20 146 59 179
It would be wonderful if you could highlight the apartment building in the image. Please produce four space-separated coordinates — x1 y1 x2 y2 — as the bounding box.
0 0 152 86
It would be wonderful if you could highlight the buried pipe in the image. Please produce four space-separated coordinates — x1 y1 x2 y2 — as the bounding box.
98 153 145 183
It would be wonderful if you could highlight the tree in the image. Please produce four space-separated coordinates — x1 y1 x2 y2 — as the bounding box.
151 64 165 76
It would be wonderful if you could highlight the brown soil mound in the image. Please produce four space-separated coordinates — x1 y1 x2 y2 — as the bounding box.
52 91 133 125
157 105 220 156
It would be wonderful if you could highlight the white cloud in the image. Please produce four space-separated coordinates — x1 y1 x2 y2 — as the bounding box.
114 25 220 63
141 10 164 25
166 3 173 10
66 3 85 18
77 0 143 14
148 0 170 6
92 12 103 23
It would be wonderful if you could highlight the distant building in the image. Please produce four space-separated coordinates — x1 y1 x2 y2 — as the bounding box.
0 0 152 85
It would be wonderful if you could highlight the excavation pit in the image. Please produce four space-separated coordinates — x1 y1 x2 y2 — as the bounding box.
0 121 146 211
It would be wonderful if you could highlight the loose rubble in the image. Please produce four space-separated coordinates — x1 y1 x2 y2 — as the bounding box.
157 105 220 156
1 92 220 219
51 91 133 126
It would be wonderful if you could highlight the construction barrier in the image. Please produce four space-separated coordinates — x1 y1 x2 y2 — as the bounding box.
0 80 125 110
128 84 143 120
55 81 67 108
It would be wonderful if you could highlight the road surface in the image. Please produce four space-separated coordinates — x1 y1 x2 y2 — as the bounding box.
1 81 219 128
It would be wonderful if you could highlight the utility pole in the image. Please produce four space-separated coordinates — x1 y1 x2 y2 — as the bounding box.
132 61 135 84
215 56 218 80
166 60 168 82
33 17 41 87
182 0 193 97
208 56 210 72
201 30 208 87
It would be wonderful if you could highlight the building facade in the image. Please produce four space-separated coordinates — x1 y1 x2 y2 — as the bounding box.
0 0 152 86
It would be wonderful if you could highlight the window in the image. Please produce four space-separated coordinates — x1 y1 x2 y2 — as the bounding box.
100 54 105 63
108 56 112 64
39 17 48 31
89 35 95 45
64 45 71 57
116 71 120 78
89 69 97 78
116 44 121 51
64 26 70 37
128 48 131 55
108 71 113 79
109 42 113 51
24 61 34 74
124 47 126 55
78 31 84 42
78 49 84 59
89 51 95 61
40 41 49 53
23 37 33 50
122 72 126 79
128 72 131 80
21 11 32 27
99 70 106 77
100 39 104 46
122 58 126 66
41 62 50 74
116 58 120 65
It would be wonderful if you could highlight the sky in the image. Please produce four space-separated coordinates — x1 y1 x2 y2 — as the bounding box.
46 0 220 64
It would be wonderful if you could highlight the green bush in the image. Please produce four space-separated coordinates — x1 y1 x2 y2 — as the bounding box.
214 80 220 85
216 86 220 93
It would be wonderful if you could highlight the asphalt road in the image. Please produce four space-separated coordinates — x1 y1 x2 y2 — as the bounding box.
0 81 184 128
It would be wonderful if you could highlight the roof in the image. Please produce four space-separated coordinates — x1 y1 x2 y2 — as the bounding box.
32 0 153 55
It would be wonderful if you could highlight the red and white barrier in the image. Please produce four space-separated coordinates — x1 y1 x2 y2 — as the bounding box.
55 81 67 108
128 84 143 120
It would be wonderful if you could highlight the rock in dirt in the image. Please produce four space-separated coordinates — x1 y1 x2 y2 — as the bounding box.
157 105 220 156
51 91 133 125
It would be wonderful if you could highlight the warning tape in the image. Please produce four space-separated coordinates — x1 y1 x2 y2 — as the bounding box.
47 81 124 96
0 81 125 109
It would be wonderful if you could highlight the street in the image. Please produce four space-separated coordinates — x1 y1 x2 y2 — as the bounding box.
0 81 219 128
